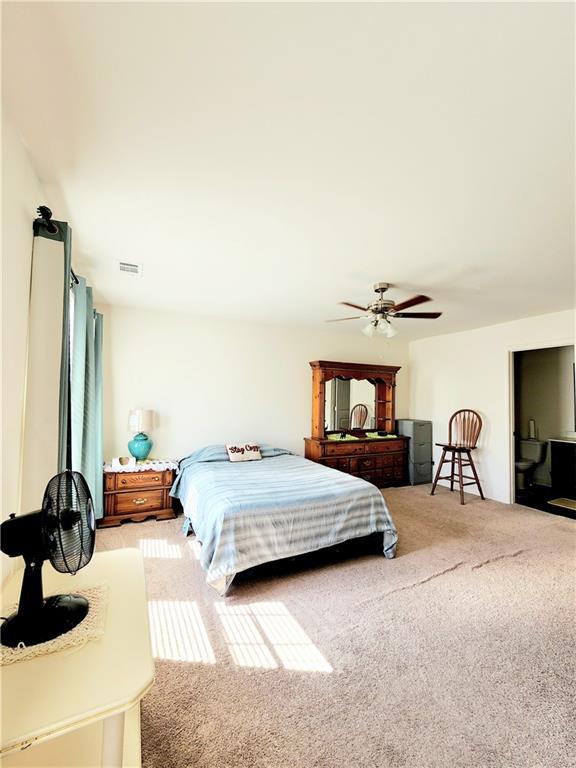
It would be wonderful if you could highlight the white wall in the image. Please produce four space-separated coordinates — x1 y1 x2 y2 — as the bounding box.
409 310 575 503
102 305 410 460
1 115 50 580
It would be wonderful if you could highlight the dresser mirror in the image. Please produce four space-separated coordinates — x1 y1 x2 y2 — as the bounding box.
308 360 401 440
324 378 377 432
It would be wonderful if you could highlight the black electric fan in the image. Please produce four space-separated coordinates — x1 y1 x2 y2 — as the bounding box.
0 470 95 648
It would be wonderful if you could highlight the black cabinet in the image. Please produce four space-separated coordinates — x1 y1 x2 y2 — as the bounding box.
550 439 576 497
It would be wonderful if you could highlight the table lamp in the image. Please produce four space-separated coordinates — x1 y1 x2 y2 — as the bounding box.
128 409 155 460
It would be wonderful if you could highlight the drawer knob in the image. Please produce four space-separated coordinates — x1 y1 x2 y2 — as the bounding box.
120 479 127 485
132 497 148 505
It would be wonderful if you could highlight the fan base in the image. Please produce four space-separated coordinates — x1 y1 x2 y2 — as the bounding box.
0 594 89 648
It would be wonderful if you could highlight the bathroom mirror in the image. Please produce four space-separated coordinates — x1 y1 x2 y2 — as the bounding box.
20 233 69 510
324 378 376 432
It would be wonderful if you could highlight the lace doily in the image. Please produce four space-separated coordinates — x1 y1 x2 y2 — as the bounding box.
0 584 109 666
104 459 178 473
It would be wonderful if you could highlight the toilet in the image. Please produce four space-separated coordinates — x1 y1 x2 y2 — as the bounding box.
515 439 547 491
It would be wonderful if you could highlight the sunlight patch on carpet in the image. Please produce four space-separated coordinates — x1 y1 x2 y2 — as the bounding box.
216 601 332 673
251 601 333 673
215 603 277 669
139 538 182 559
148 600 215 663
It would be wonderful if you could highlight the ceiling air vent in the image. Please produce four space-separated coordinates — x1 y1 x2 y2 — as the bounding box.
118 261 142 277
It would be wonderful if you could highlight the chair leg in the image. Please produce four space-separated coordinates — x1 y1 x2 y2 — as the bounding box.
450 453 456 492
467 451 485 500
457 452 465 505
430 449 447 495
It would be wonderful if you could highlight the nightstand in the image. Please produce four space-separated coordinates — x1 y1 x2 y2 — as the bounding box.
101 462 177 528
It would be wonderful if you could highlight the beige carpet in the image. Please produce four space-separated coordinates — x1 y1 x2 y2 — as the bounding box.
96 486 576 768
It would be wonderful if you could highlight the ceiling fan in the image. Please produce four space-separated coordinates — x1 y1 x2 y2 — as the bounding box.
327 282 442 338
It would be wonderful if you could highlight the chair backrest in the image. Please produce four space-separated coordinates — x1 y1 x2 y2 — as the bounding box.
448 409 482 448
350 403 369 429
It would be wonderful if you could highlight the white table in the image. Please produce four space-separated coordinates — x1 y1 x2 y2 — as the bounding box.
1 549 154 767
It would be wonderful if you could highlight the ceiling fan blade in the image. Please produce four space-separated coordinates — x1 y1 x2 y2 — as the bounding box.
391 295 431 312
340 301 368 312
393 311 442 319
325 316 364 322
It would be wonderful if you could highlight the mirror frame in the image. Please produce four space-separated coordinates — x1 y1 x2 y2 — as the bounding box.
309 360 401 439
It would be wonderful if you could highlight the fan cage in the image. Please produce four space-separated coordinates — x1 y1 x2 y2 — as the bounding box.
42 470 95 574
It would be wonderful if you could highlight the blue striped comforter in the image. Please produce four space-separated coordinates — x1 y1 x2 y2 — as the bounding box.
170 446 397 593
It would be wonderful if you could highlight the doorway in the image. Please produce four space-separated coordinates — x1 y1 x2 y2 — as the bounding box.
512 345 575 517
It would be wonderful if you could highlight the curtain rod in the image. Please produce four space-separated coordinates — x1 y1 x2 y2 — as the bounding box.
34 205 79 284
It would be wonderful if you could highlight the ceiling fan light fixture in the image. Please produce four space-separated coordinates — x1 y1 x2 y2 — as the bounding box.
377 318 397 338
362 320 377 337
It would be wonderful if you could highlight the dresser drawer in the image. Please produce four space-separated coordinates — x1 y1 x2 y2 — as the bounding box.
324 457 350 472
114 489 164 514
115 471 164 490
370 440 404 453
324 442 365 456
359 456 377 470
358 470 379 486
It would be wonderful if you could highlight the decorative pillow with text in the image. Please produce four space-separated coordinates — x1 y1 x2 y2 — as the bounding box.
226 443 262 462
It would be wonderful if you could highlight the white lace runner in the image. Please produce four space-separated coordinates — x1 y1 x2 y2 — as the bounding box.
104 459 178 473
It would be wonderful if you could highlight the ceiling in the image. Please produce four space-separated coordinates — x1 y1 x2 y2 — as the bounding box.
3 2 574 338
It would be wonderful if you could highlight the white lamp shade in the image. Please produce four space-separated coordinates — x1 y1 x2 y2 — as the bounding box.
377 319 397 338
362 322 376 337
129 409 155 434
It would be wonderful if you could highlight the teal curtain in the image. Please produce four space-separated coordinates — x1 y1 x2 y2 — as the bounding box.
71 277 104 518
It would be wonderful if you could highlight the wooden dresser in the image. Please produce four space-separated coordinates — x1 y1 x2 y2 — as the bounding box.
304 360 409 488
304 435 409 487
101 468 176 527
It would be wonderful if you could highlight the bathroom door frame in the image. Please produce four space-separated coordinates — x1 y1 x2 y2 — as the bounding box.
507 338 575 504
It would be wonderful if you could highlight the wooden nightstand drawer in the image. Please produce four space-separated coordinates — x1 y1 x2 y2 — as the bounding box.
115 471 164 490
114 489 164 514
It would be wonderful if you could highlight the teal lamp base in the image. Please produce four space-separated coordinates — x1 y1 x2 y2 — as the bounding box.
128 432 153 460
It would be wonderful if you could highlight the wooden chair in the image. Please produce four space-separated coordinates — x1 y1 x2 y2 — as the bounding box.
430 409 485 505
350 403 369 429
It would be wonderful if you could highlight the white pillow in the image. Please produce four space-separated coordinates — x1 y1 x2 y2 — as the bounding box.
226 443 262 462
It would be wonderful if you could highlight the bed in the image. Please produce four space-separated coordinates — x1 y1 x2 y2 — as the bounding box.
170 445 398 594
